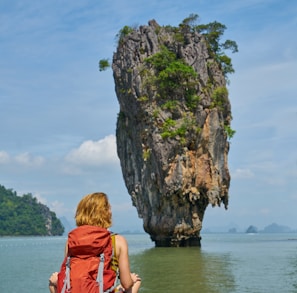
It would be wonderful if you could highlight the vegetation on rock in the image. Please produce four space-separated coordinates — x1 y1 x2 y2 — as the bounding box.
0 184 64 236
99 14 237 141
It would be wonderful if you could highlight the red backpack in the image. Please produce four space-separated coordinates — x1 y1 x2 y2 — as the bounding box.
57 225 118 293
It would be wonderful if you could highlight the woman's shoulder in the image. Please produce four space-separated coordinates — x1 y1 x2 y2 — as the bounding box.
115 234 128 245
114 234 129 255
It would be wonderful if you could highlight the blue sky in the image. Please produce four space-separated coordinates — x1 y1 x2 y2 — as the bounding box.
1 0 296 232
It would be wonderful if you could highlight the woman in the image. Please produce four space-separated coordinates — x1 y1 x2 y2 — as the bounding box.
49 192 141 293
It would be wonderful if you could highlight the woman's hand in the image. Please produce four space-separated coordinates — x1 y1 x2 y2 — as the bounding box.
49 272 58 287
116 273 141 293
130 273 141 284
130 273 141 293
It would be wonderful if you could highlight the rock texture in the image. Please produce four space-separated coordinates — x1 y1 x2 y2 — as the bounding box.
112 20 231 246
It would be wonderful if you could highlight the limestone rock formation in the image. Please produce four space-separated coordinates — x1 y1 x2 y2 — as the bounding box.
112 19 233 246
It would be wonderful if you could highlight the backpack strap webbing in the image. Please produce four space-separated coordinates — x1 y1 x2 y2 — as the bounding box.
98 253 105 293
61 256 71 293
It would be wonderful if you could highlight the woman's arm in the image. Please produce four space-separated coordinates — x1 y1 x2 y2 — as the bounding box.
64 240 68 256
48 240 68 293
116 235 141 292
48 272 58 293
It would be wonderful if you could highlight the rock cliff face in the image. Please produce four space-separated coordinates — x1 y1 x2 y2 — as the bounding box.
112 19 232 246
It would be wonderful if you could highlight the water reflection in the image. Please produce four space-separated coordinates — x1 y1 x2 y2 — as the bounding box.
130 247 236 293
287 244 297 291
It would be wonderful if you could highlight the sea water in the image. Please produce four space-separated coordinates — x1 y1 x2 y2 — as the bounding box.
0 233 296 293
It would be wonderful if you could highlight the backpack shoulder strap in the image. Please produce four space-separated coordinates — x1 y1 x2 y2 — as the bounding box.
97 253 105 293
111 233 119 272
96 233 119 293
61 256 71 293
111 234 116 257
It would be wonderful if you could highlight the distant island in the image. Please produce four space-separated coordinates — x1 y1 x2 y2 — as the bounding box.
246 223 294 234
0 184 64 236
202 223 296 233
245 225 258 233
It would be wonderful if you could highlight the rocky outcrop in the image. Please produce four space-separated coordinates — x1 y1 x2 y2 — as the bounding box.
0 184 64 236
112 19 232 246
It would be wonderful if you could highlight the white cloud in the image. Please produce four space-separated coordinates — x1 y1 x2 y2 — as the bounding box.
232 168 254 179
49 200 69 217
34 193 47 205
0 151 10 164
65 135 119 167
14 152 45 167
61 165 84 175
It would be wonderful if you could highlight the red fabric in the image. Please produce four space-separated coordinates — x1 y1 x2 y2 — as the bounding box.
57 225 116 293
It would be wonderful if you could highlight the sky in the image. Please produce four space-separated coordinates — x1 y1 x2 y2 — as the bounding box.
1 0 296 233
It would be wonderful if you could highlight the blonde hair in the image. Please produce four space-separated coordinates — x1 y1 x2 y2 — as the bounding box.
75 192 112 228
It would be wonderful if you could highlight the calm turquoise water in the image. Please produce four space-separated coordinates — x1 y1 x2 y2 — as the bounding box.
0 233 296 292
